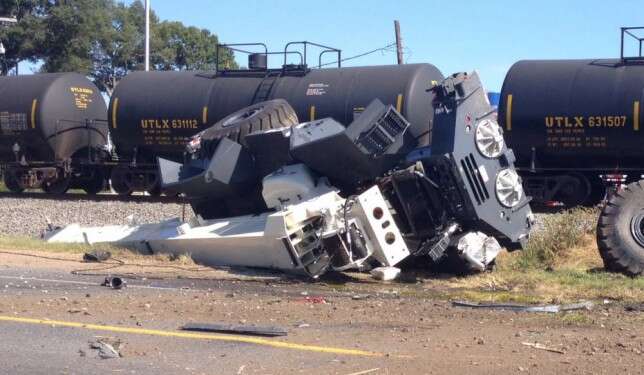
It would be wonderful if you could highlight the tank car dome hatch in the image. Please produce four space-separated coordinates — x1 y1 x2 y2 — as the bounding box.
0 73 108 163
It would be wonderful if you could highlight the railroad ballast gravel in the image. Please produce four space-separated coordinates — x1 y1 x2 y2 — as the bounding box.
0 194 553 238
0 195 191 237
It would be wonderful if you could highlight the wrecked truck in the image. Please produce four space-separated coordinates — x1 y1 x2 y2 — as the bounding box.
47 71 534 278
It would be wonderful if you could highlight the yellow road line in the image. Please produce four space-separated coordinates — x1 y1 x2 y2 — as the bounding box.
634 101 640 131
396 94 403 112
309 105 316 121
505 94 513 131
0 315 395 358
111 97 119 129
30 99 38 129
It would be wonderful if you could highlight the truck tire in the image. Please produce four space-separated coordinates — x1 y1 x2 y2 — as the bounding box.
196 99 298 157
597 180 644 276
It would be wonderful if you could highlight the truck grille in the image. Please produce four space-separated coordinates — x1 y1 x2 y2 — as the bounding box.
460 154 489 205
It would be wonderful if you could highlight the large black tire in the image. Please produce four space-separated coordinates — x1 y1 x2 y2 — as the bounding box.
597 180 644 276
3 170 24 193
196 99 298 158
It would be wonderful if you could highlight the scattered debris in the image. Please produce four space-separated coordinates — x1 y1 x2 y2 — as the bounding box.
351 294 371 301
101 276 125 289
452 300 594 313
89 338 122 359
625 303 644 312
83 250 112 262
455 232 502 271
297 296 327 304
44 73 534 279
181 323 288 337
370 266 401 281
346 368 381 375
522 342 566 354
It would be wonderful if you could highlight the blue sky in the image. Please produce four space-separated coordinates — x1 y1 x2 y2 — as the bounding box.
23 0 644 91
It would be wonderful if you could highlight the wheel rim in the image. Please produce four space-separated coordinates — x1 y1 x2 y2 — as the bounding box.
630 211 644 248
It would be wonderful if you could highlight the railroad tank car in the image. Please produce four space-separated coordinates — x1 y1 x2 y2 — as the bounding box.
498 59 644 205
108 63 444 195
109 64 443 159
0 73 108 194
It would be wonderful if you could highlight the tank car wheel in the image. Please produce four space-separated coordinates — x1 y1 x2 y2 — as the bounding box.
597 180 644 276
42 176 71 195
82 169 106 195
146 182 162 197
3 170 24 193
110 166 134 196
195 99 299 158
555 173 590 207
585 175 606 206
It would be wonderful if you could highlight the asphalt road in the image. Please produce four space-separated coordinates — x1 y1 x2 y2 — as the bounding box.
0 267 398 375
1 254 643 375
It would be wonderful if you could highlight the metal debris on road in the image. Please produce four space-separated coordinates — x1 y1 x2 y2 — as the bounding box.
83 250 112 262
345 368 381 375
102 276 125 289
181 323 288 337
297 296 327 304
89 339 121 359
452 300 594 313
521 342 566 354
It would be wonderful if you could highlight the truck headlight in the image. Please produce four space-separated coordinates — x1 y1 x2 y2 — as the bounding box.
475 119 504 158
495 168 523 208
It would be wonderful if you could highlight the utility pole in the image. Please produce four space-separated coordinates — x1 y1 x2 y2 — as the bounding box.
394 20 403 65
144 0 150 71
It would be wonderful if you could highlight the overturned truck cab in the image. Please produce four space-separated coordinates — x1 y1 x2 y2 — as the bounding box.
47 72 534 278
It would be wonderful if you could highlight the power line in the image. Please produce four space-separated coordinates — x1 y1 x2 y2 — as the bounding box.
317 42 397 67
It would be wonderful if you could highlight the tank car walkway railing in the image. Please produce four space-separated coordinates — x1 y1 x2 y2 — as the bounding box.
621 26 644 63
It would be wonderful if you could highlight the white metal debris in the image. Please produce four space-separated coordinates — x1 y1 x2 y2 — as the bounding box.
455 231 502 271
370 266 401 281
46 165 412 278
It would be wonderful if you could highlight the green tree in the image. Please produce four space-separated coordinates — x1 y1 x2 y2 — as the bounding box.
1 0 236 94
0 0 49 75
153 21 233 71
89 1 156 95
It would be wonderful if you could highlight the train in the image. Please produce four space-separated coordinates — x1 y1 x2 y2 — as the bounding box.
0 73 109 194
499 58 644 206
1 40 642 206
